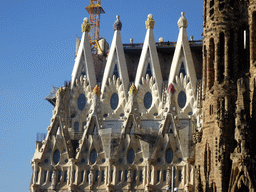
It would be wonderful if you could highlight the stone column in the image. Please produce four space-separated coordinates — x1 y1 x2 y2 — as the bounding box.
107 160 114 192
68 158 77 192
88 167 94 191
51 167 57 190
31 159 40 192
145 160 152 192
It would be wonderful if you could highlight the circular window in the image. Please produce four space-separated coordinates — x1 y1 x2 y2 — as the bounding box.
110 93 119 110
90 149 97 164
53 149 60 164
178 91 186 108
65 159 68 163
144 92 152 109
165 148 174 164
77 94 86 110
127 148 135 164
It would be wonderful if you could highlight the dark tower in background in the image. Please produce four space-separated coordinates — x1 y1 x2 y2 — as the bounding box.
195 0 256 191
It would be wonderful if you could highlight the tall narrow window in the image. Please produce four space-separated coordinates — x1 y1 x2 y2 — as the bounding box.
95 170 99 182
238 25 250 73
101 170 105 182
36 171 39 182
229 29 234 78
73 171 76 182
64 171 68 182
252 12 256 61
179 62 186 77
133 170 137 182
74 122 79 132
145 63 152 77
124 170 128 181
204 45 208 93
178 170 182 182
113 64 119 78
58 171 62 182
43 171 47 182
110 170 113 182
209 38 215 89
87 171 90 182
163 170 167 182
139 170 143 182
118 170 122 182
219 32 225 83
49 171 53 182
157 170 160 182
81 171 84 182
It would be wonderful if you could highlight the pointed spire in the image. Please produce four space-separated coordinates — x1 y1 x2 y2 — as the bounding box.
101 15 129 97
71 18 97 89
168 12 197 94
135 14 163 97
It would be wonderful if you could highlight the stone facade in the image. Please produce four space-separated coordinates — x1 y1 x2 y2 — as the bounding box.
194 0 256 192
30 1 256 192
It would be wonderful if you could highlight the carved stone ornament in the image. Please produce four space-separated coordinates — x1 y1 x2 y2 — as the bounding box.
129 83 138 95
178 12 188 28
93 85 101 96
81 17 90 33
113 15 122 31
145 14 155 29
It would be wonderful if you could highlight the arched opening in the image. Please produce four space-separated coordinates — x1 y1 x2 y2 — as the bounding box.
252 11 256 62
238 24 250 74
228 29 234 78
204 45 208 93
113 64 119 78
219 0 225 11
208 38 215 89
209 0 214 18
218 32 225 83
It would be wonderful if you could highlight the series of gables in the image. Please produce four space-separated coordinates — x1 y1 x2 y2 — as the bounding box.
30 13 202 192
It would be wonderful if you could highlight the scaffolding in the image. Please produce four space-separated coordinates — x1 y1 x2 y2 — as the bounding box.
85 0 105 53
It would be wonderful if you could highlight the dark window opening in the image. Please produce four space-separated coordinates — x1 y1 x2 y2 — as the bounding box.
157 170 160 182
139 170 143 182
252 12 256 62
101 170 105 182
218 32 225 83
180 62 186 77
113 64 119 78
73 171 76 182
118 170 122 182
58 171 62 182
81 171 84 182
238 25 250 74
43 171 47 182
219 1 225 11
209 38 215 89
204 45 208 93
228 29 234 78
145 63 152 77
64 171 68 182
210 0 214 7
133 170 137 182
163 170 167 182
95 170 99 182
210 8 214 17
178 170 182 182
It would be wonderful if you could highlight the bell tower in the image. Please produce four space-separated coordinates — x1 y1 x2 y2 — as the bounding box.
195 0 251 191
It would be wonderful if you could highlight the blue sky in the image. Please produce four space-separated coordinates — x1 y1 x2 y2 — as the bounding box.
0 0 203 191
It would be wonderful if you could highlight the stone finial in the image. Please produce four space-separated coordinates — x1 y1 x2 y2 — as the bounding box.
145 14 155 29
159 37 164 43
177 12 188 28
81 17 90 32
113 15 122 31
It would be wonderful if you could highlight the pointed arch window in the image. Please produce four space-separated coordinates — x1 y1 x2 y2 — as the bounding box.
127 148 135 164
179 62 186 77
145 63 152 77
90 149 97 164
113 64 119 78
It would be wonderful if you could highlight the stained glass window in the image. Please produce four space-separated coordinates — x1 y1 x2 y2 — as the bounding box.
110 93 119 110
113 64 119 78
53 149 60 164
90 149 97 164
145 63 152 77
74 122 79 132
127 148 135 164
77 94 86 110
179 62 186 76
144 92 152 109
166 148 174 163
178 91 186 108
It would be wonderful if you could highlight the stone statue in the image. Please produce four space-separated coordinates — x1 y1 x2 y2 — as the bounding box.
145 14 155 29
81 17 90 33
89 170 93 186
